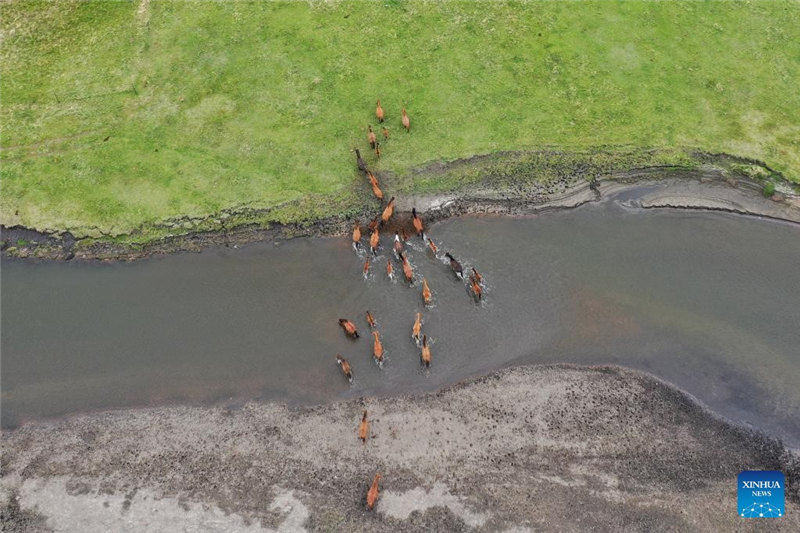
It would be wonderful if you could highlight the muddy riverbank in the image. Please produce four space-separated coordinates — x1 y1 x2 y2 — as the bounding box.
2 364 798 532
2 151 798 261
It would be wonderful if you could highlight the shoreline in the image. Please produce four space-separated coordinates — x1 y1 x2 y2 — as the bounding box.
2 150 799 262
2 363 798 531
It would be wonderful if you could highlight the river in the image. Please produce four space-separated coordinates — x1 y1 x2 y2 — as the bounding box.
3 199 799 445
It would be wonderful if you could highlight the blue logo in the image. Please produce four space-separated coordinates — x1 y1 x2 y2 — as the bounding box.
738 471 784 518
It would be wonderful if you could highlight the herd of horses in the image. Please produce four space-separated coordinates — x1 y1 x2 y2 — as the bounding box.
331 100 487 511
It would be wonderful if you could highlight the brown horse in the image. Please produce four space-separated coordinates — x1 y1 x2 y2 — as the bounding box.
352 221 361 251
421 335 431 367
412 208 424 238
422 278 432 305
427 238 438 254
393 232 404 259
471 267 482 284
372 331 384 365
412 312 422 345
370 227 380 256
367 125 376 149
381 197 395 224
336 354 352 382
401 253 413 282
376 100 384 123
369 175 384 201
470 278 483 300
367 473 381 509
368 215 381 232
339 319 359 338
359 410 369 443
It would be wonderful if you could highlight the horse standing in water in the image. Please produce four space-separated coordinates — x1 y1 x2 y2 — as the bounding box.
352 221 361 251
336 355 352 382
372 331 384 367
370 228 380 256
339 319 359 338
401 253 414 283
445 252 464 279
422 278 432 305
421 335 431 368
412 312 422 345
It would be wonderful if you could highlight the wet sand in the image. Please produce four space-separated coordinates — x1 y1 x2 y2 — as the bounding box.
2 364 798 532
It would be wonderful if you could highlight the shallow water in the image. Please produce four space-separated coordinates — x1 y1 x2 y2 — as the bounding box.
3 198 800 445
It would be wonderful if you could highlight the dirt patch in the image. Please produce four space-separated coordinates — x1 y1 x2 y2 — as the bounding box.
2 364 798 531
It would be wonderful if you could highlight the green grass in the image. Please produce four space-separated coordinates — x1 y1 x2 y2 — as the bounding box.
2 0 799 239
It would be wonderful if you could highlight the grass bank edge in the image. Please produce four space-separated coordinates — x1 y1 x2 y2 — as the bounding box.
2 146 796 259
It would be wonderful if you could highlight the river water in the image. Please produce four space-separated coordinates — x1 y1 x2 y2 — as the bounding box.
3 199 799 445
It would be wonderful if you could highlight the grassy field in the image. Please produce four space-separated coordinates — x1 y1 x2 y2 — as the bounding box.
2 0 799 240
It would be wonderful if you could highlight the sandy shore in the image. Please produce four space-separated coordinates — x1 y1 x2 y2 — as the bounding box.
2 364 798 532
